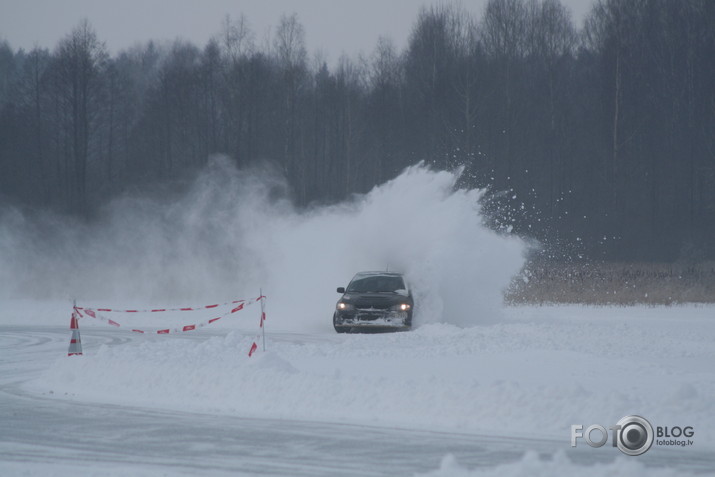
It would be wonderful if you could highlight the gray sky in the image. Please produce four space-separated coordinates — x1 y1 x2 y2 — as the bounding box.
1 0 594 62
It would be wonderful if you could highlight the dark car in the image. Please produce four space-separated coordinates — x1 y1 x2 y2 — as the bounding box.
333 271 413 333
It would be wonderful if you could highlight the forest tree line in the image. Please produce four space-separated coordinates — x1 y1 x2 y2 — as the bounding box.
0 0 714 261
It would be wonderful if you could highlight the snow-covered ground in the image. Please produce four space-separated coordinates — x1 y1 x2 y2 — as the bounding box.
1 303 714 476
27 304 715 444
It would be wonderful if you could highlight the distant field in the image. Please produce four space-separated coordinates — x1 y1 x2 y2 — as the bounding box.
505 261 715 305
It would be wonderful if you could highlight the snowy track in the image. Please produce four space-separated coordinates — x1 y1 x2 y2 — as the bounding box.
1 390 524 476
2 310 715 476
0 327 534 476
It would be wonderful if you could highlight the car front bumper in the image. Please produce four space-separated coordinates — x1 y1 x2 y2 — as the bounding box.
334 311 411 331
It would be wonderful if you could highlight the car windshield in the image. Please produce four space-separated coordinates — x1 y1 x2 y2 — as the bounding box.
346 275 406 293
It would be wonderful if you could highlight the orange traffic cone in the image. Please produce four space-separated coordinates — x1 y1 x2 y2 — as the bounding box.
68 312 83 356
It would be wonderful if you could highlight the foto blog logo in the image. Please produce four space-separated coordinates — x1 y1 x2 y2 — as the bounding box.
571 415 695 456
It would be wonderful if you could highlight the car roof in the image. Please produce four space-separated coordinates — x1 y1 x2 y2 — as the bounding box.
352 271 404 278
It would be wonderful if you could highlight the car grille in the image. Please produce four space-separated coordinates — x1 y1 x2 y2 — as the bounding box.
355 303 391 311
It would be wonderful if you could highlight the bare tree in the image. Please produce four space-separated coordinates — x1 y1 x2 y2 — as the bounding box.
54 19 107 214
217 15 256 163
16 47 52 203
526 0 577 212
404 4 457 165
482 0 529 60
219 14 255 64
274 13 307 73
274 13 308 191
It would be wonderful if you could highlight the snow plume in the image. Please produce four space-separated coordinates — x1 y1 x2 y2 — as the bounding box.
0 157 524 329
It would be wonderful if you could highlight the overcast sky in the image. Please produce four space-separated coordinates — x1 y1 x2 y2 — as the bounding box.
1 0 594 63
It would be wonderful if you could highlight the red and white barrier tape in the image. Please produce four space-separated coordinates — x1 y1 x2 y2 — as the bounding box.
74 296 265 335
74 298 249 314
248 310 267 357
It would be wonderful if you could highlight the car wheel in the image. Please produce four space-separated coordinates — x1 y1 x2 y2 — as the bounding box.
333 313 348 333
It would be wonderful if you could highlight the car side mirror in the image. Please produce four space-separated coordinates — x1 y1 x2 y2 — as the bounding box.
337 287 345 294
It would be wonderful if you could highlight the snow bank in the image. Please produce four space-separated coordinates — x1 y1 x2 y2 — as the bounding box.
417 451 701 477
0 159 524 330
29 306 715 449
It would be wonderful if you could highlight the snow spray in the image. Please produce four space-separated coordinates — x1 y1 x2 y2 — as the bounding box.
0 157 524 330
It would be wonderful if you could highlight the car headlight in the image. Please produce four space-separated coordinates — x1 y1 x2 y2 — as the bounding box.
336 302 354 311
391 303 411 311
